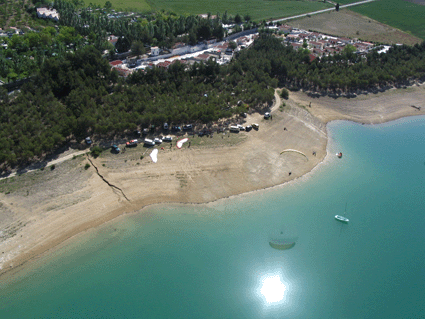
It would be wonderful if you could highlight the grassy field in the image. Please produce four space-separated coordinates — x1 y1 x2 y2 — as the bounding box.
347 0 425 40
335 0 366 4
88 0 152 12
84 0 335 18
142 0 333 20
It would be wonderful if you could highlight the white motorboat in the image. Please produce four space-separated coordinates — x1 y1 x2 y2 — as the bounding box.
335 215 349 223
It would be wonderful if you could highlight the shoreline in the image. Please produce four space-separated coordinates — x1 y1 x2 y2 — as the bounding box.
1 86 425 280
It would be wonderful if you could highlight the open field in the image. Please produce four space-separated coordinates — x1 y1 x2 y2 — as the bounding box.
292 9 423 45
146 0 333 21
88 0 152 12
348 0 425 40
336 0 369 3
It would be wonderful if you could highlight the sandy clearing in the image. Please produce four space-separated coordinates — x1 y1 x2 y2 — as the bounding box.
1 85 424 278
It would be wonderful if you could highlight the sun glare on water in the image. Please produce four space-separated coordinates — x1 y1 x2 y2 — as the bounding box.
260 275 287 303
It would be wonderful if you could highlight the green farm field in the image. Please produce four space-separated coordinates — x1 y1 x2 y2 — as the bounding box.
147 0 333 21
89 0 152 12
347 0 425 40
92 0 334 20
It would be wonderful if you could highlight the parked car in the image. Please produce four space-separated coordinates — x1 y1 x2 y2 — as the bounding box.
183 124 193 131
163 122 169 130
85 137 92 145
252 123 259 130
134 130 141 137
142 128 149 135
111 144 121 153
163 136 173 142
264 112 271 119
144 138 155 146
245 125 252 131
172 126 181 132
126 139 138 147
154 137 162 144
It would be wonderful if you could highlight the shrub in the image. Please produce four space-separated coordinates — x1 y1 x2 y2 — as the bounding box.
84 163 90 170
50 164 55 170
90 146 103 158
280 88 289 99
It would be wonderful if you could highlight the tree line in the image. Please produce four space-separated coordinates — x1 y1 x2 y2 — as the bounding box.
54 0 254 54
2 34 425 168
241 34 425 93
0 45 274 168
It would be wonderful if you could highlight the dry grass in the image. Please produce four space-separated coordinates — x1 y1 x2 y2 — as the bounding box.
290 10 422 45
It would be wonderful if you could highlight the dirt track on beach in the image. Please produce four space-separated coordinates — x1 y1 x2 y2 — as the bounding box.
1 85 424 277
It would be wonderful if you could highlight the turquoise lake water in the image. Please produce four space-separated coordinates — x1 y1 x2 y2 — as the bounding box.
1 116 424 319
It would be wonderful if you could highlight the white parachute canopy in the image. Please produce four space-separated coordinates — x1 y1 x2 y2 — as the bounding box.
176 138 189 149
150 149 158 163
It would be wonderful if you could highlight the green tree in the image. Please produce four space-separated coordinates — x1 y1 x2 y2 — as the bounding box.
131 41 145 57
104 1 112 10
56 26 79 45
228 41 237 50
280 88 289 99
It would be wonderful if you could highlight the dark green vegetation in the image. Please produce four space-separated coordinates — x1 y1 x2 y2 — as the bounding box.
240 35 425 92
0 0 32 29
2 34 425 168
90 146 103 158
0 44 275 167
280 88 289 100
1 26 84 82
55 0 230 52
347 0 425 40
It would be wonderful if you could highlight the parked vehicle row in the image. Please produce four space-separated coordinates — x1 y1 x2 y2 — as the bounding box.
86 121 258 155
143 136 173 147
229 123 259 133
163 123 193 131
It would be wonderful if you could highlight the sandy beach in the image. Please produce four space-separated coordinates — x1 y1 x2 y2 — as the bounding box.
1 85 424 278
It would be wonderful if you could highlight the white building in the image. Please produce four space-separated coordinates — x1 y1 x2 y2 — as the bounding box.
151 46 160 56
36 8 60 21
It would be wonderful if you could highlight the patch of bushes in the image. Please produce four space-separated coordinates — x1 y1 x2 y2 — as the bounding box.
90 146 103 158
84 163 90 170
280 88 289 99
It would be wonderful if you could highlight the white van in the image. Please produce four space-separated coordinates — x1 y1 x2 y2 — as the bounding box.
144 138 155 146
230 126 240 133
